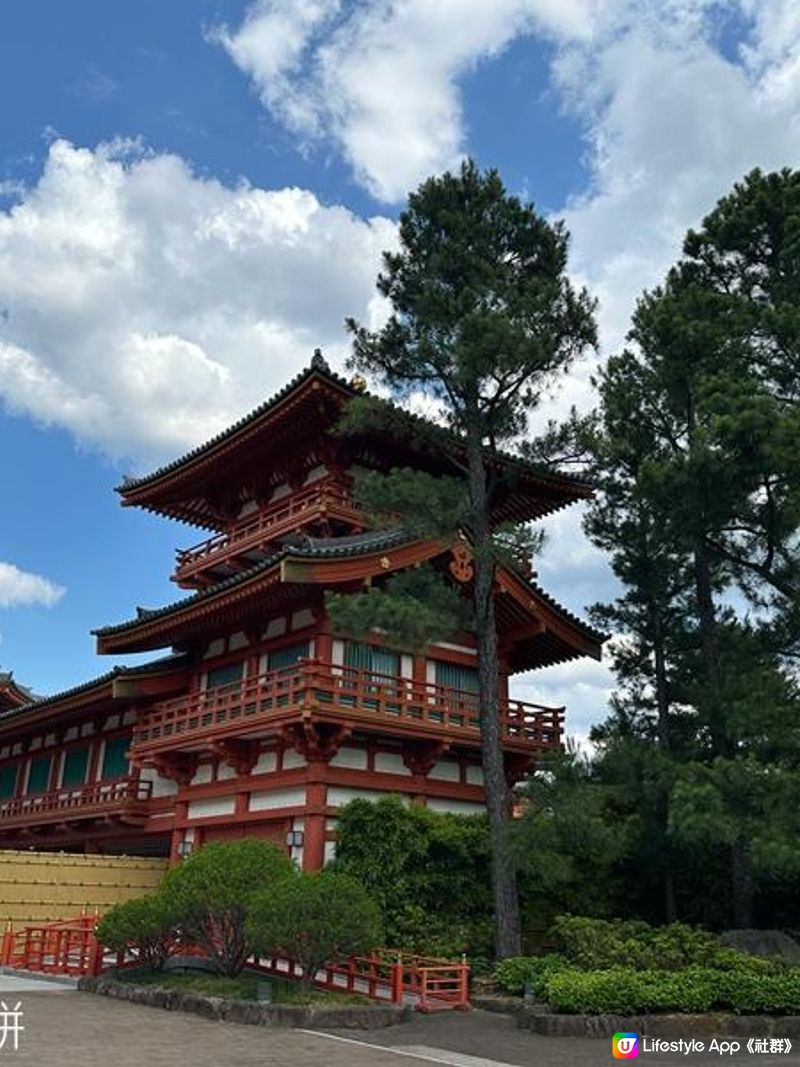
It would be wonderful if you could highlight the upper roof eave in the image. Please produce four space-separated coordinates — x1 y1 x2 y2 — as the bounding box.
116 355 594 518
92 528 416 650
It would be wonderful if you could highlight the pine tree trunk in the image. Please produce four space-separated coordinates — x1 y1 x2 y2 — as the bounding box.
466 424 521 959
649 602 677 922
731 838 754 928
692 538 726 756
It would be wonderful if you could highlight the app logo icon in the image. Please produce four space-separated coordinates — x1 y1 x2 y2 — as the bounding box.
612 1032 639 1059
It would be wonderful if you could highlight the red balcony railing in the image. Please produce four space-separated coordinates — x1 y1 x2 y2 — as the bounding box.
174 480 361 583
132 659 563 754
0 776 152 828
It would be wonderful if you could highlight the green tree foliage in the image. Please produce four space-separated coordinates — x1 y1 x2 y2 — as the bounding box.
247 871 382 992
160 839 294 977
96 894 178 971
526 169 800 931
511 750 628 922
335 159 597 957
332 796 493 959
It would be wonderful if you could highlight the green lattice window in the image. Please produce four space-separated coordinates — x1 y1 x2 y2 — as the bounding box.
27 755 51 794
433 660 479 693
61 746 89 787
267 641 310 672
205 661 245 690
101 737 130 780
0 765 17 799
344 642 400 678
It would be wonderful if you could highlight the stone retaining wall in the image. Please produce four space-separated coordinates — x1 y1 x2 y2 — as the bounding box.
519 1009 800 1038
78 976 411 1029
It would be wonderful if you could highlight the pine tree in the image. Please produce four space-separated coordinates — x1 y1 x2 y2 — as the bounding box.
333 160 596 957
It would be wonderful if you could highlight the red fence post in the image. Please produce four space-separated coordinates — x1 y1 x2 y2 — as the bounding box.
459 954 471 1010
87 932 104 976
0 922 13 966
391 956 403 1004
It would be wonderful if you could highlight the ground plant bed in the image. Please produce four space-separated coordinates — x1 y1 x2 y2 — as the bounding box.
78 970 411 1029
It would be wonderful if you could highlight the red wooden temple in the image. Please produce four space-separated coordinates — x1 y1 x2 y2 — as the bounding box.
0 354 603 867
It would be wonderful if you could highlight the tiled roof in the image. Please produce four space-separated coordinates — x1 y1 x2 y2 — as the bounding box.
0 653 191 721
118 352 592 497
93 528 413 637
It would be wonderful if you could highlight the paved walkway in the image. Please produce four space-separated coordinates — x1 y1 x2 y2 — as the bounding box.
1 985 799 1066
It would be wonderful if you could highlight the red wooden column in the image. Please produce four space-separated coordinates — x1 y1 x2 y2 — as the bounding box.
315 630 333 665
303 777 328 871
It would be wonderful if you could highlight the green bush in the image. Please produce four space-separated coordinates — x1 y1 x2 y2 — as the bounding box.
332 798 492 961
96 894 178 971
161 839 295 977
247 870 382 991
552 915 724 970
544 966 800 1015
493 955 569 997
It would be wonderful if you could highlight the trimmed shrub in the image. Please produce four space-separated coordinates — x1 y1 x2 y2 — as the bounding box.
96 893 178 971
552 915 723 970
161 838 295 977
247 870 382 991
544 966 800 1015
493 955 569 997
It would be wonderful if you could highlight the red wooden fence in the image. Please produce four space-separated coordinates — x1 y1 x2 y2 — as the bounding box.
0 915 470 1011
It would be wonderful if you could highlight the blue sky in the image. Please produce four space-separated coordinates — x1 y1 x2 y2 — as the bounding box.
1 0 798 738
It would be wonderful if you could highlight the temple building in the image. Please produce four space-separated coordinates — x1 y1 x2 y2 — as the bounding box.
0 355 603 867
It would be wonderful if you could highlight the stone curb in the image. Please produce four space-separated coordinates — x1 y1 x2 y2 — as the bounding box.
78 976 411 1029
0 966 79 988
515 1005 800 1039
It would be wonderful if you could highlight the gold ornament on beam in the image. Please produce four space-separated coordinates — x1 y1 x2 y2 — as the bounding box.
449 541 474 583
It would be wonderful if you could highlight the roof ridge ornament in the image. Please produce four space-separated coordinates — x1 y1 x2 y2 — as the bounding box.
311 347 329 372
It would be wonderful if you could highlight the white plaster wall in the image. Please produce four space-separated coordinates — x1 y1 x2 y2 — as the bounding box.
282 750 307 771
466 765 484 786
428 759 460 782
139 767 179 798
329 746 368 770
426 798 486 815
190 764 213 786
229 631 249 651
204 638 226 659
103 714 120 731
253 751 277 775
374 752 412 776
327 787 409 807
291 608 315 630
249 787 306 811
187 795 236 819
217 763 238 781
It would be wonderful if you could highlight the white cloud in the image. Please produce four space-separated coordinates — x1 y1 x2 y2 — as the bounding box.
0 562 65 609
511 654 616 745
557 5 800 353
0 139 395 463
215 0 611 203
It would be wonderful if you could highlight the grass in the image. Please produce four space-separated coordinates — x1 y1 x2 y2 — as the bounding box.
118 968 373 1006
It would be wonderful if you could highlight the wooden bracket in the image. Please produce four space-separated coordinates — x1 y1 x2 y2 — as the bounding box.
402 739 450 777
210 739 260 776
281 720 352 762
150 752 199 786
504 753 535 786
